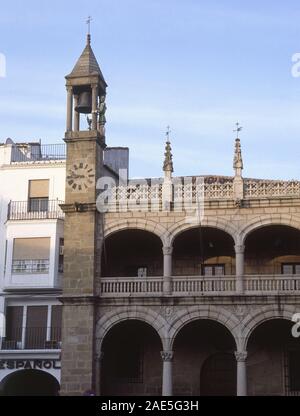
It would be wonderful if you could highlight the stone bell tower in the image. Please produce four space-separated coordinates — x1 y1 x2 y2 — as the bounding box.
60 33 107 396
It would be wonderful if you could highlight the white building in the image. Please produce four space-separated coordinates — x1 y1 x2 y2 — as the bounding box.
0 139 128 395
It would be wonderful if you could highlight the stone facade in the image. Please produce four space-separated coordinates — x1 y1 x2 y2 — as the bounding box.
59 36 300 396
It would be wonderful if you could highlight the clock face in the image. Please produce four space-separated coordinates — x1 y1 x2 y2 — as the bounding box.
66 163 95 191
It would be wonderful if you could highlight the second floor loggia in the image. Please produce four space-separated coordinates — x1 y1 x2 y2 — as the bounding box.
100 224 300 297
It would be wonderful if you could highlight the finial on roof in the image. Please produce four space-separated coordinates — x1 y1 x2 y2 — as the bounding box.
163 126 174 173
233 121 243 139
86 16 92 44
233 126 244 200
233 125 243 176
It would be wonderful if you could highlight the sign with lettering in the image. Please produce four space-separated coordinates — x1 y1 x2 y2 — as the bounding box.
0 359 61 370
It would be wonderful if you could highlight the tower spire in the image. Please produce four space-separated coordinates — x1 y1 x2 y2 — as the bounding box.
233 122 243 176
232 123 244 203
162 127 174 211
163 126 174 173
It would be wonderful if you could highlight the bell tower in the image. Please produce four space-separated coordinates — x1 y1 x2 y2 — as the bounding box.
60 33 107 395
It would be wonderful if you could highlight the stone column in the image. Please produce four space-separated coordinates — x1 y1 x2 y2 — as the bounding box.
92 85 98 130
163 246 173 294
235 244 245 294
95 351 104 396
161 350 173 396
235 351 247 396
66 87 73 132
73 95 80 131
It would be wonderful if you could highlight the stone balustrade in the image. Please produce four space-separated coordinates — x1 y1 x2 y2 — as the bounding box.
104 177 300 211
100 274 300 297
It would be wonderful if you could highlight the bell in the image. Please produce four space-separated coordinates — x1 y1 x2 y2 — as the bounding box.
75 91 92 114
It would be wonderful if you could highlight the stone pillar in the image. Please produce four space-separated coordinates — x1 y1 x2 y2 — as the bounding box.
161 350 173 396
235 244 245 294
95 351 104 396
163 246 173 294
235 351 248 396
92 85 98 130
66 87 73 132
73 95 80 131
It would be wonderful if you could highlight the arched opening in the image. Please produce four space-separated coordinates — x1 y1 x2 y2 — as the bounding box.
200 352 236 396
173 319 236 395
0 369 60 396
247 319 299 396
102 230 163 277
101 320 163 395
244 225 300 275
173 227 235 276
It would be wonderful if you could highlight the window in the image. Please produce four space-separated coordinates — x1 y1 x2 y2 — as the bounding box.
28 180 49 212
282 263 300 275
202 264 225 276
124 265 147 277
58 238 64 273
137 267 147 277
12 237 50 274
2 306 23 350
25 306 48 349
1 305 62 351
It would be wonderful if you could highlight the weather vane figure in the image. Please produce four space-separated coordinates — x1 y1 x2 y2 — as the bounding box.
233 122 243 138
86 16 92 35
166 125 171 141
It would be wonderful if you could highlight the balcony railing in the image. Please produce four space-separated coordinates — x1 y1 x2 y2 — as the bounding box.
105 177 300 211
100 275 300 297
12 259 50 274
1 327 61 350
11 144 66 163
8 200 64 220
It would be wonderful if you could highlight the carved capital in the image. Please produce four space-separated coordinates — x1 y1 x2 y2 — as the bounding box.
235 244 245 255
235 351 248 362
163 246 173 256
160 351 174 362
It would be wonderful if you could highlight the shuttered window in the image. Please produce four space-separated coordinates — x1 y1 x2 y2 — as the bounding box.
6 306 23 343
28 180 49 212
13 238 50 260
28 180 49 198
25 306 47 349
12 238 50 274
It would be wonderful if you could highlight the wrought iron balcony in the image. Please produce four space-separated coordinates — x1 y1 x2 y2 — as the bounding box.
11 143 66 163
8 200 64 220
0 327 61 350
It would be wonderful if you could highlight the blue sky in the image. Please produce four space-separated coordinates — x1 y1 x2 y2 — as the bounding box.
1 0 300 179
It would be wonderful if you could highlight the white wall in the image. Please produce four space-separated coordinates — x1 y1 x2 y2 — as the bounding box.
0 162 66 291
